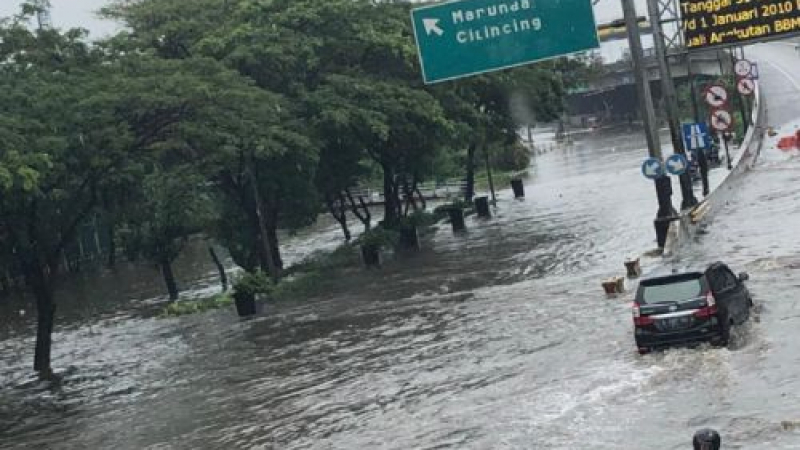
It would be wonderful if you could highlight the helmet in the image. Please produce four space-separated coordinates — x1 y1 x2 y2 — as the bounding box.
693 428 721 450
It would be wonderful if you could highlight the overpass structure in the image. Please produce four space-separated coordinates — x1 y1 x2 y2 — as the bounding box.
566 44 734 127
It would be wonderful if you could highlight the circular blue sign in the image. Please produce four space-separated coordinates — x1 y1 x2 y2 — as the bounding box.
665 154 689 176
641 157 664 180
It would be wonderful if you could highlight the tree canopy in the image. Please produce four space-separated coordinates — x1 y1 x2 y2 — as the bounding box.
0 0 583 377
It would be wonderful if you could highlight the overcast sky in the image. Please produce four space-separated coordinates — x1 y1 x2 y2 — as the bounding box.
0 0 645 36
0 0 121 38
0 0 649 62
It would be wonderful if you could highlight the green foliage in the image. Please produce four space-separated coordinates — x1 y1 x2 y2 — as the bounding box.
288 244 360 275
118 167 211 265
399 210 440 229
271 271 328 302
160 292 233 317
355 227 400 249
489 141 531 172
232 270 274 299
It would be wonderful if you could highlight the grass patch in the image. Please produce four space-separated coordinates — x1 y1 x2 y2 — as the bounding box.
160 292 233 317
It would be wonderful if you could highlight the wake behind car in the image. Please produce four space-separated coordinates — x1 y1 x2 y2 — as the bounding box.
633 262 753 354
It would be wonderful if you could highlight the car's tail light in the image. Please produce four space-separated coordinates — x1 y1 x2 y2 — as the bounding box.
633 302 654 326
694 292 718 318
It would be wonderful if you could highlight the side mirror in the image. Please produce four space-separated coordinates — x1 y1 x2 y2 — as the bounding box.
739 272 750 282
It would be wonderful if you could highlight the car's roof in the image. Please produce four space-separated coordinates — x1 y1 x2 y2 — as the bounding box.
641 261 730 283
640 271 705 286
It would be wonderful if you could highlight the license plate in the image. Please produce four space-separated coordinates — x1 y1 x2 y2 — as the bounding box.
660 316 691 330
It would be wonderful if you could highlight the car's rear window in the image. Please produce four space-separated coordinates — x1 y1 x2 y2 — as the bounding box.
641 279 703 304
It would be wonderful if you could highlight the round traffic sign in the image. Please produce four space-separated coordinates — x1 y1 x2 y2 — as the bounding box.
734 59 752 78
710 108 733 132
737 77 755 96
665 154 689 176
703 84 728 108
641 157 664 180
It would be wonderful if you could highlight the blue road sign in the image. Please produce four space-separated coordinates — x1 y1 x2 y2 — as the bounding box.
641 157 664 180
665 154 689 176
682 122 711 152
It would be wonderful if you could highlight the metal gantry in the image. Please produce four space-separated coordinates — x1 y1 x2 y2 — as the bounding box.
653 0 685 55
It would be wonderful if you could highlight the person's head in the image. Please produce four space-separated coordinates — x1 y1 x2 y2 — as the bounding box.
693 428 721 450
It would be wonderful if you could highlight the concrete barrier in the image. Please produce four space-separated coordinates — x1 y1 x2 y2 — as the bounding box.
662 80 767 258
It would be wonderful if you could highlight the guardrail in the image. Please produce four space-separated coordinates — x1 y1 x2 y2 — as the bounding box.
662 77 766 257
346 180 469 204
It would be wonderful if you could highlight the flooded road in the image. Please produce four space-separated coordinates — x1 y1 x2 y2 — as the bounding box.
3 43 800 449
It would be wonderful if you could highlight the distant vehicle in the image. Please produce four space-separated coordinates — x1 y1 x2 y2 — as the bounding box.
633 262 753 354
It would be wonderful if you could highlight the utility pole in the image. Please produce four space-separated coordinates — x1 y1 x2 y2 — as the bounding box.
622 0 675 248
622 0 662 160
646 0 698 209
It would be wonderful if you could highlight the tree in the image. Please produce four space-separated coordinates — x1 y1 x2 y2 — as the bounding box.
0 23 129 378
118 167 210 300
106 0 322 276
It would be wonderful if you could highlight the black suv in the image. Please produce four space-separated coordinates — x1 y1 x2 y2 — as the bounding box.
633 262 753 354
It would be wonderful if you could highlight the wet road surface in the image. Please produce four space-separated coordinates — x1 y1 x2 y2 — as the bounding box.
3 43 800 449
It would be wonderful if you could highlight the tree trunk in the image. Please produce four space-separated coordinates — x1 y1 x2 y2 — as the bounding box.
265 200 283 271
484 144 497 205
248 160 279 280
160 256 179 301
346 188 371 232
208 246 228 292
25 259 55 380
414 185 427 211
246 206 271 274
326 193 351 242
382 166 399 227
464 142 476 203
0 270 10 297
106 223 116 269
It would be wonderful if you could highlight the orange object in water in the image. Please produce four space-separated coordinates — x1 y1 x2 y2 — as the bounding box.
776 131 800 151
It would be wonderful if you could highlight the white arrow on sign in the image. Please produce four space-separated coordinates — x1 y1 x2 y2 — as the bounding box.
737 78 755 96
690 124 704 150
644 160 661 177
710 109 733 131
704 85 728 108
667 157 686 173
423 18 443 36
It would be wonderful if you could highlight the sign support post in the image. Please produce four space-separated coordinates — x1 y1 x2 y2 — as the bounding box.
622 0 675 248
647 0 698 210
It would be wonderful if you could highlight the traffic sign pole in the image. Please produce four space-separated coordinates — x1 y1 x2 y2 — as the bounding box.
647 0 697 210
622 0 675 247
731 48 750 135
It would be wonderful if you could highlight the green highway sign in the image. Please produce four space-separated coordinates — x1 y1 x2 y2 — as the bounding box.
410 0 600 84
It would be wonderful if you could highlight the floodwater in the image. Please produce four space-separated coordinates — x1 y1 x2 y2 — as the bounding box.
3 42 800 449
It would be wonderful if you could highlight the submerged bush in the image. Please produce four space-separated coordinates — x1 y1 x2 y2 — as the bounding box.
232 270 274 299
161 292 233 317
